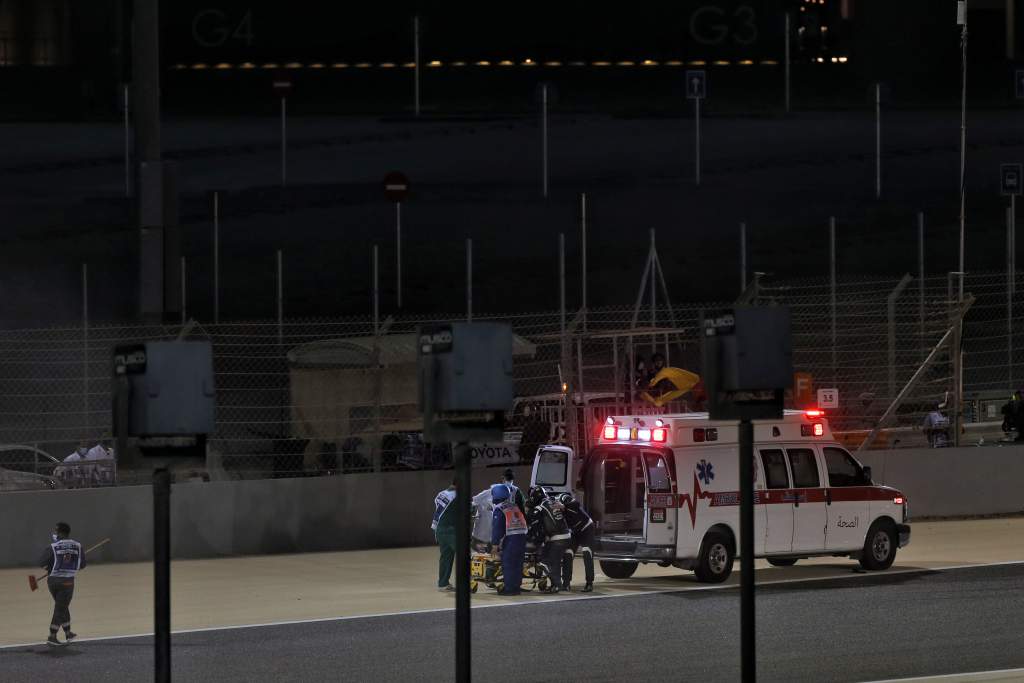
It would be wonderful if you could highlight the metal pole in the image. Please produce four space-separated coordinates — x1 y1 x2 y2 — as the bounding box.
958 1 968 304
281 96 287 187
277 250 283 349
373 245 379 336
739 418 756 683
414 16 420 117
153 467 171 683
123 84 131 198
875 82 881 199
542 84 549 198
830 217 837 383
695 98 701 187
214 191 220 324
1007 202 1015 389
784 13 791 114
180 257 186 326
466 238 472 322
650 229 656 351
740 221 747 292
560 233 566 356
452 442 471 683
82 264 88 435
396 202 402 308
581 192 587 333
918 212 925 361
888 274 914 399
1008 0 1016 60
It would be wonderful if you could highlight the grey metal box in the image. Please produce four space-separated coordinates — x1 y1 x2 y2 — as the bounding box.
117 341 216 436
418 323 514 413
721 307 793 391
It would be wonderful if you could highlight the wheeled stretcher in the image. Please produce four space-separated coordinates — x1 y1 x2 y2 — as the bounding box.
469 542 549 594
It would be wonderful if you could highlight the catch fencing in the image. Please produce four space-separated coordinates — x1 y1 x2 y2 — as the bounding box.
0 270 1018 484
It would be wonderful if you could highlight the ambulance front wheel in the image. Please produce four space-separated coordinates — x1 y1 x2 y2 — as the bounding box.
859 520 897 571
599 560 639 579
694 530 734 583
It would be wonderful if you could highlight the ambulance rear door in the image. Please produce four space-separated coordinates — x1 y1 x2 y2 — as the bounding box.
641 449 677 548
530 445 573 496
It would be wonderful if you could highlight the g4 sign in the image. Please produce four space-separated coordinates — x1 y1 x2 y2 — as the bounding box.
689 3 758 46
192 8 255 48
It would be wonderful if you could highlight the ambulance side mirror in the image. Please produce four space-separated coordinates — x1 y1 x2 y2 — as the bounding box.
862 466 873 485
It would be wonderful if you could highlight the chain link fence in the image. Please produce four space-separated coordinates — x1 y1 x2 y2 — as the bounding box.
0 270 1019 486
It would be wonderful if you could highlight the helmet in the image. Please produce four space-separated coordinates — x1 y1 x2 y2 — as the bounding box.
528 486 548 506
490 484 511 503
558 492 580 512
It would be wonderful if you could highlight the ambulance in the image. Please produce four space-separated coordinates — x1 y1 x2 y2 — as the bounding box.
529 410 911 583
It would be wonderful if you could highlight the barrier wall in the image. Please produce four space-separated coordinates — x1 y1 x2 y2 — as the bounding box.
3 447 1024 569
0 465 534 569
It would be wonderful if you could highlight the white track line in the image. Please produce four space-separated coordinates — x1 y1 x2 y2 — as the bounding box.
3 559 1023 651
861 667 1024 682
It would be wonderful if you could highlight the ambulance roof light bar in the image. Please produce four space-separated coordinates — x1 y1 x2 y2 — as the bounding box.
805 409 824 417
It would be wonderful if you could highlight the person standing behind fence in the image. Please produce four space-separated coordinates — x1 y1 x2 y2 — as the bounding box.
431 478 458 591
39 522 85 646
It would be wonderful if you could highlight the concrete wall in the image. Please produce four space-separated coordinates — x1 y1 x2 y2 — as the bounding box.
857 446 1024 519
0 465 534 569
4 447 1024 569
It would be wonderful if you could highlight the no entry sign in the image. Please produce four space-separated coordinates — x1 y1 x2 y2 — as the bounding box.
383 171 410 202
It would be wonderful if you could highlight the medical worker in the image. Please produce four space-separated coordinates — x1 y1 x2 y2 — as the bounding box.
490 483 528 596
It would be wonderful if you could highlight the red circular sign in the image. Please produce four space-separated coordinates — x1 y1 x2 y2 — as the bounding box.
383 171 410 202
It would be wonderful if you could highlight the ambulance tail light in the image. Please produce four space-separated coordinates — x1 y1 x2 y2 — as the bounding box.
602 425 617 440
893 496 904 505
801 423 825 437
652 428 668 443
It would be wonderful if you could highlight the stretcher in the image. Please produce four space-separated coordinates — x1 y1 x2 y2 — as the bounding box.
469 543 549 594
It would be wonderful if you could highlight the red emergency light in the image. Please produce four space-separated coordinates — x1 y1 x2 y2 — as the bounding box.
652 428 668 443
805 409 824 417
602 425 616 440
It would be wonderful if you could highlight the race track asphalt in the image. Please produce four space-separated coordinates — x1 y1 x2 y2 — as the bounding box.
2 563 1023 682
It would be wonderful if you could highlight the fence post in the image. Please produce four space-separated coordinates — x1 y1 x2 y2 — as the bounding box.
373 244 382 473
466 238 473 322
581 192 587 333
918 211 925 361
214 191 220 324
830 217 837 383
888 274 913 399
740 221 747 293
1010 205 1015 390
560 232 566 365
180 257 186 326
82 263 88 437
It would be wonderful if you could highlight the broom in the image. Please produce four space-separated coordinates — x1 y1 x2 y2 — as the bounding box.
29 538 111 592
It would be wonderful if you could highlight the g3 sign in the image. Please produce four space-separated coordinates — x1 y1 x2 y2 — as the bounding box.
689 4 758 46
192 8 254 48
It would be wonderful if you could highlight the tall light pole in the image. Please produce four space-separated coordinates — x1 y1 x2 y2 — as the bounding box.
954 0 969 447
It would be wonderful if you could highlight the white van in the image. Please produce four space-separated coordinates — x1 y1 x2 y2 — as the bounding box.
530 410 910 583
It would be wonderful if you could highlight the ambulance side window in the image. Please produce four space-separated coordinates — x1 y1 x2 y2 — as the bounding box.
644 452 672 493
759 449 790 489
786 448 820 488
823 447 866 487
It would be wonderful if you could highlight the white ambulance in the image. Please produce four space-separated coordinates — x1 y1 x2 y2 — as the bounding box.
529 410 910 583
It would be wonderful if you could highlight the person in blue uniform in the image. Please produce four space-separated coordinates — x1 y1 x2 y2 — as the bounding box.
39 522 85 646
490 483 528 596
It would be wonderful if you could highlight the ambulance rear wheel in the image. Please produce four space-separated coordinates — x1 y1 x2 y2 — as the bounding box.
694 531 734 583
767 558 798 567
599 560 638 579
859 520 897 571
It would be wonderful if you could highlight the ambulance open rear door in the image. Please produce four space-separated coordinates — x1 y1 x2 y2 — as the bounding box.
529 445 573 496
641 449 677 548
